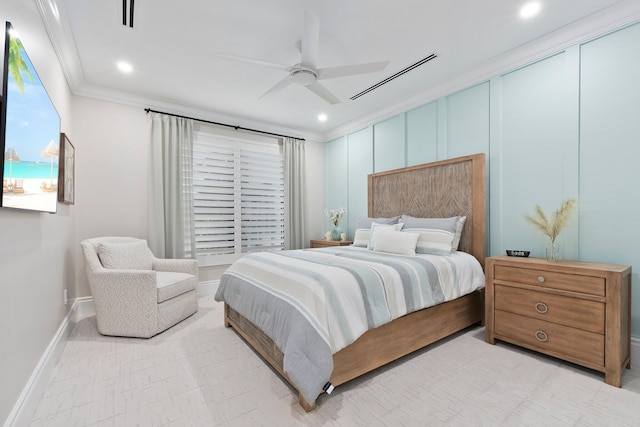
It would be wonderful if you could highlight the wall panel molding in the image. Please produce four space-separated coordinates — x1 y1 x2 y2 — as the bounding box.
323 7 640 141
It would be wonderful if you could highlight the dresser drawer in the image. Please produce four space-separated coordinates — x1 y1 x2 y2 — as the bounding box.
494 284 604 334
494 310 604 367
494 265 605 296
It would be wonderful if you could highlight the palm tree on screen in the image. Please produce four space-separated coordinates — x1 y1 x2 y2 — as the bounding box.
8 28 34 95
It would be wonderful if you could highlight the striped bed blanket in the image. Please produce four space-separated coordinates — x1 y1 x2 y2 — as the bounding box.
215 246 485 404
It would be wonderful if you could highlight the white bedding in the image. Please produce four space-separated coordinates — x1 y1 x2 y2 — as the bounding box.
215 246 485 403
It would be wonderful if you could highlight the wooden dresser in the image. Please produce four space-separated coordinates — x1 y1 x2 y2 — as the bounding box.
485 255 631 387
309 239 353 248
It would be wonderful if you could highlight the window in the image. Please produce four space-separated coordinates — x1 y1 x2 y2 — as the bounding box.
192 131 284 265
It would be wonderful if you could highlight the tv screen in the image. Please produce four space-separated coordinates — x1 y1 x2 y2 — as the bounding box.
1 21 61 214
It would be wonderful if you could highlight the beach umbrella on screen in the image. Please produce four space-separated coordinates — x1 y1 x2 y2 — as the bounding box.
40 140 59 186
4 147 20 182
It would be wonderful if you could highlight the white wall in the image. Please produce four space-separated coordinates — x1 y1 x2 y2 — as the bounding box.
72 96 149 296
0 1 75 423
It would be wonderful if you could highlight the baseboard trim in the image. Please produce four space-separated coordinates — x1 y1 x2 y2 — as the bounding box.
73 296 95 319
3 298 89 427
198 280 220 297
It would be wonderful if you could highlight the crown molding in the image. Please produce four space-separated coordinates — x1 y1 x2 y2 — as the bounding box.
34 0 84 93
322 0 640 141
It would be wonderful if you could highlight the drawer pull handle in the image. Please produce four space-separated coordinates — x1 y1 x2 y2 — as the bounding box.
534 302 548 314
535 330 548 342
538 276 545 283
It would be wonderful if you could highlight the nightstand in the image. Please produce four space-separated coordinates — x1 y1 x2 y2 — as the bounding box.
310 239 353 248
485 255 631 387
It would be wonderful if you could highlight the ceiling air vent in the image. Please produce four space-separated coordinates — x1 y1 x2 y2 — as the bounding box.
350 53 437 100
122 0 135 28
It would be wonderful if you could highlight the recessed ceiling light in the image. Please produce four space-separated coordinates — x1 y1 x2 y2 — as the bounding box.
117 61 133 73
318 114 328 122
520 2 541 19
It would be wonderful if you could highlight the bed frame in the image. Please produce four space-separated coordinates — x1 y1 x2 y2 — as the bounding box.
223 153 486 411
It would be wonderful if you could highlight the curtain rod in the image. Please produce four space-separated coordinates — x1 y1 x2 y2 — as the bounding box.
144 108 305 141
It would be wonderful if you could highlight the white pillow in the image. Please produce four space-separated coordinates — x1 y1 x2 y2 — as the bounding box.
98 240 154 270
402 228 455 256
368 222 403 250
372 229 419 255
352 228 372 247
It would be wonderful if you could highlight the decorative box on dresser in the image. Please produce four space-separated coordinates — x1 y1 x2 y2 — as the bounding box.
309 239 353 248
485 255 631 387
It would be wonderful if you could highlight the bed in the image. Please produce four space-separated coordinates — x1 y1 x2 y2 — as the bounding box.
215 153 486 411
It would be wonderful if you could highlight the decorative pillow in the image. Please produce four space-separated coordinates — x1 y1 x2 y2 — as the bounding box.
356 216 401 229
402 228 455 255
400 215 466 251
371 229 419 256
368 222 404 250
451 216 467 251
98 240 154 270
352 217 402 247
352 228 372 247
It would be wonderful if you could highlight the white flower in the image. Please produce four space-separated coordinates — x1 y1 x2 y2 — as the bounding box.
325 207 346 227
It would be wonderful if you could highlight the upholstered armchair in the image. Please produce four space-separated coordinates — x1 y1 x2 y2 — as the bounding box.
81 236 198 338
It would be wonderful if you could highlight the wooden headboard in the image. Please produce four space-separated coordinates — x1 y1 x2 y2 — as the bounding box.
368 153 486 266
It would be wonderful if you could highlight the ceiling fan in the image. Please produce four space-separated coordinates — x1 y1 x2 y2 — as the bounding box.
218 10 389 104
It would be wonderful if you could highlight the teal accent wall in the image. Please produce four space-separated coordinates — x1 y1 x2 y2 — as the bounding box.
497 51 580 261
325 22 640 337
579 23 640 336
374 115 405 172
347 128 373 239
445 82 490 159
406 102 438 165
324 136 348 232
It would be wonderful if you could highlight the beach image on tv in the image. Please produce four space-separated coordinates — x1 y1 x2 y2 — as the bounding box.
2 23 60 213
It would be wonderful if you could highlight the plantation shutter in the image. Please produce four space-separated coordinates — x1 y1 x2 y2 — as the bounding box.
192 131 284 265
240 144 285 252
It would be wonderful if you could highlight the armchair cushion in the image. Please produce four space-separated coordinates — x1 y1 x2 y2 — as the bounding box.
153 258 198 276
156 272 197 303
98 240 154 270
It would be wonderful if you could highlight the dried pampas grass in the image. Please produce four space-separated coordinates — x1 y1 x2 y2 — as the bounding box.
524 198 578 241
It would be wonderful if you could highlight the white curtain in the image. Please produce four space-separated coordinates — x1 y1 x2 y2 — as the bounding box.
282 137 306 250
148 112 196 259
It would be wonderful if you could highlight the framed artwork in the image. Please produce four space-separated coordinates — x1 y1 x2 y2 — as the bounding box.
57 133 75 205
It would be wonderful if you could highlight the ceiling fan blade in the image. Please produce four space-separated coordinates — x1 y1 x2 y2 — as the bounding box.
301 10 319 68
259 75 292 100
217 53 289 71
317 61 390 80
306 81 341 104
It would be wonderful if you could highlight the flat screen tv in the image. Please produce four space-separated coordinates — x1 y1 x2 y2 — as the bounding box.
1 21 60 214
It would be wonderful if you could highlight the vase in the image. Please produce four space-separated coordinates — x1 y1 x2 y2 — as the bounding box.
331 226 342 241
546 240 559 262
